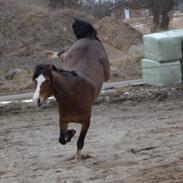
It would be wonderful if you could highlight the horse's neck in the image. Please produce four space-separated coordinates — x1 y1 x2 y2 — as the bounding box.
52 72 73 104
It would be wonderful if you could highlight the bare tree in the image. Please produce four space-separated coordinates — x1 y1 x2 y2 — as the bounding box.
49 0 80 8
124 0 175 31
83 0 118 18
49 0 121 18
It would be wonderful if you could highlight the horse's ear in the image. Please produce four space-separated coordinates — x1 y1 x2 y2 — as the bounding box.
48 64 57 71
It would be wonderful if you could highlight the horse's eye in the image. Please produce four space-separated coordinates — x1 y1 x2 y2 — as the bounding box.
45 79 50 84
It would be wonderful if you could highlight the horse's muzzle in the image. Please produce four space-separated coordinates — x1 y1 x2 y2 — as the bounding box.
32 97 44 107
37 98 41 107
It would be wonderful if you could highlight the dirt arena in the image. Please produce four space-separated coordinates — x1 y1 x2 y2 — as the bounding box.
1 93 183 183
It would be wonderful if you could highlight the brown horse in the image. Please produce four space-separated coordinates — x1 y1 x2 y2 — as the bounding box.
32 37 110 160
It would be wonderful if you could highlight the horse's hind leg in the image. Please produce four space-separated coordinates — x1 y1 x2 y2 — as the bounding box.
75 119 90 161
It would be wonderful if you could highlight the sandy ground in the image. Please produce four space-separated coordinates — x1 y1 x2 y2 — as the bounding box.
1 96 183 183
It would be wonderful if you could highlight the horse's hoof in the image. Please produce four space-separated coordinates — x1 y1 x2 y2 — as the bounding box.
74 155 81 162
74 149 81 161
57 49 65 57
69 129 76 136
59 137 66 145
65 129 76 142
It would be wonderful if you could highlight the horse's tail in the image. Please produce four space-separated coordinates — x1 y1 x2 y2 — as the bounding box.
72 17 100 41
44 50 58 59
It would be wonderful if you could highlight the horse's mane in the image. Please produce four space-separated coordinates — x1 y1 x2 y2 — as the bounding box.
32 64 77 80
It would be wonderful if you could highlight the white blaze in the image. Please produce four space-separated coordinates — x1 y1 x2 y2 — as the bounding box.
32 74 46 105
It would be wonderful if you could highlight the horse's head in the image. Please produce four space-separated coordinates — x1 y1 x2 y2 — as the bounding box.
32 64 55 107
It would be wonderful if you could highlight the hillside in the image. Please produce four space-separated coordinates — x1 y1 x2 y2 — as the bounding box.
96 16 142 51
0 0 143 94
0 0 96 70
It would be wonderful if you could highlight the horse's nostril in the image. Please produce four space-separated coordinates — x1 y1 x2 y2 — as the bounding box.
38 98 41 107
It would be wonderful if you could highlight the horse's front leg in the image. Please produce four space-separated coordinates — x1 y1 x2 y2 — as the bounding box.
59 120 68 145
75 119 90 161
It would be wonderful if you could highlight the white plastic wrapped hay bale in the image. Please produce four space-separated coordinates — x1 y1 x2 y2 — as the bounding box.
141 59 182 86
168 29 183 37
143 32 182 62
167 29 183 56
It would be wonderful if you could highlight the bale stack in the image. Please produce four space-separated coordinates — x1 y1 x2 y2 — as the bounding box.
141 29 183 86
